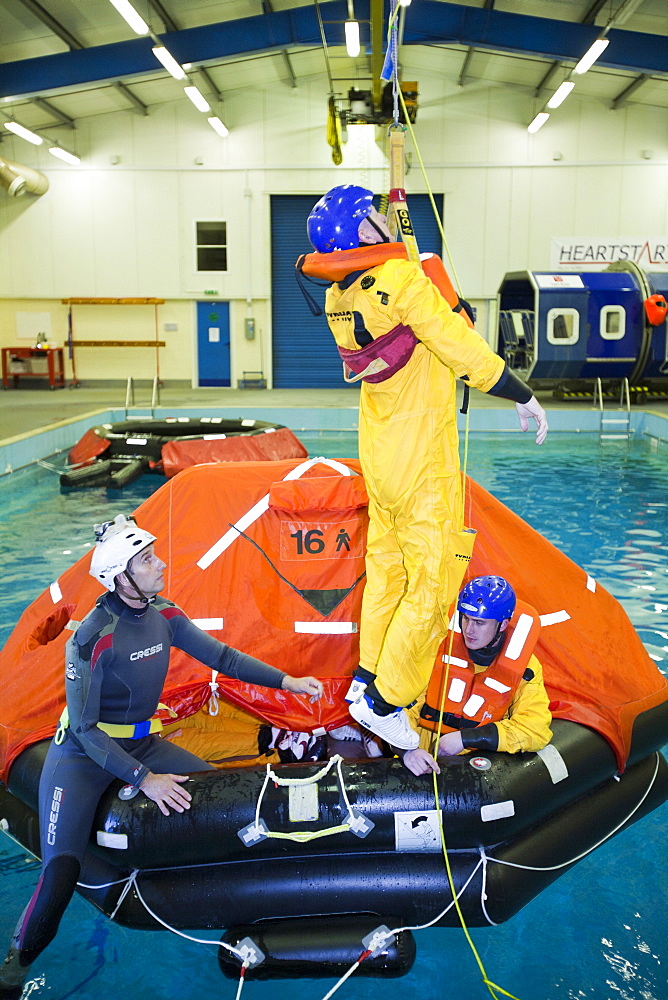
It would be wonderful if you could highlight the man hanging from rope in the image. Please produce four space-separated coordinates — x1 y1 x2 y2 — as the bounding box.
297 184 548 750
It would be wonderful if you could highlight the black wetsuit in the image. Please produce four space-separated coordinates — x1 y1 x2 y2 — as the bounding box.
5 591 286 980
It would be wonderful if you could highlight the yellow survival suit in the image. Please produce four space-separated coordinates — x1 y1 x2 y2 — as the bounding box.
304 245 505 708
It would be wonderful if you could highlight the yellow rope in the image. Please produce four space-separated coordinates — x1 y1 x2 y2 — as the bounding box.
398 89 464 297
390 77 523 1000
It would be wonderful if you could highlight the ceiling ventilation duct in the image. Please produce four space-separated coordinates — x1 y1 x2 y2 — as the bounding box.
0 156 49 197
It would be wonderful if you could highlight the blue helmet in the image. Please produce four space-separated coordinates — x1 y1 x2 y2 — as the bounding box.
307 184 374 253
457 576 516 623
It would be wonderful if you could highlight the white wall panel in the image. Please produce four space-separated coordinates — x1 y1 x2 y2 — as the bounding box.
2 72 668 380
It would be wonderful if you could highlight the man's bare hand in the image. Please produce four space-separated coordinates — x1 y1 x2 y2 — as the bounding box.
438 731 465 756
282 675 324 702
140 772 192 816
402 747 441 775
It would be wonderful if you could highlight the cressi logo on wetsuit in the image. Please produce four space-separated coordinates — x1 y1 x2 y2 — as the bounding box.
129 643 164 661
46 786 64 846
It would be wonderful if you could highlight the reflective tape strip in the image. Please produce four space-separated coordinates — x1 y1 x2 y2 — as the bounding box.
203 434 227 440
536 744 569 784
241 419 257 426
294 622 357 634
463 694 485 717
192 618 224 630
65 620 80 631
447 613 461 633
539 610 571 627
484 676 511 694
448 678 467 704
264 427 276 434
197 458 356 569
443 654 468 669
504 613 533 660
587 576 596 592
198 495 270 567
480 800 515 823
96 831 128 849
125 437 147 446
50 581 62 604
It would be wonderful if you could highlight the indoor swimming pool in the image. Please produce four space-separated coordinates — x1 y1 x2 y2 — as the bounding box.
0 431 666 1000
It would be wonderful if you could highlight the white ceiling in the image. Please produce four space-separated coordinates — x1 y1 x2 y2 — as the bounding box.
0 0 666 139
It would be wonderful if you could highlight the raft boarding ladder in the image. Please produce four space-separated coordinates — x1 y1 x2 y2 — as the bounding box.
594 377 631 442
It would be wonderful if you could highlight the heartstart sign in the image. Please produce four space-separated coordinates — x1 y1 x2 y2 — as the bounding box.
551 237 668 270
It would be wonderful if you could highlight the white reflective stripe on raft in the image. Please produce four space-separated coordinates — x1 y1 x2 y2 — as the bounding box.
197 458 356 569
50 581 62 604
462 694 485 717
97 831 128 849
587 575 597 592
264 427 276 433
480 800 515 822
536 744 569 784
125 437 147 446
241 419 256 426
539 610 571 626
484 676 511 694
192 618 224 630
294 622 357 634
448 677 467 703
203 433 227 439
504 613 533 660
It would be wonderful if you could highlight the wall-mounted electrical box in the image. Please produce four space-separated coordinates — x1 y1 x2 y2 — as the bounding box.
244 317 256 341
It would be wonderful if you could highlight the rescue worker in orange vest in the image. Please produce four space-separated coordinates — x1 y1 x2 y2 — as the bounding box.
302 185 548 751
401 576 553 775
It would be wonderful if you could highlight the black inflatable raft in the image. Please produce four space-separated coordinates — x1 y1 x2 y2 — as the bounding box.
1 708 666 980
60 417 305 489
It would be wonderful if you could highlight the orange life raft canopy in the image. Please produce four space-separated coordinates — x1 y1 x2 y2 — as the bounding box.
1 458 666 783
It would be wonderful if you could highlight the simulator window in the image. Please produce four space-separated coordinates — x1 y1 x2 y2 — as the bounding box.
547 308 579 346
600 306 626 341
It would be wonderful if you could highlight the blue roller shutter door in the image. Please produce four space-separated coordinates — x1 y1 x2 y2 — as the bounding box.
271 194 444 388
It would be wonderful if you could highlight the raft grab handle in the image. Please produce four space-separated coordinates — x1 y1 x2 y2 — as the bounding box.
238 754 375 846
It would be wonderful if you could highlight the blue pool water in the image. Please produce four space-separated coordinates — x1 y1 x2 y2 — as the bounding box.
0 432 667 1000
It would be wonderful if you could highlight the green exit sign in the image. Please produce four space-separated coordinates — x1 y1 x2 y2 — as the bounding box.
204 289 218 296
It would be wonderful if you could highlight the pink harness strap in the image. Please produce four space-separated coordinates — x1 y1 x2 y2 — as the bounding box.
337 324 418 384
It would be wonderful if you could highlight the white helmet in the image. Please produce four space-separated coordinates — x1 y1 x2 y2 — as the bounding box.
90 514 156 592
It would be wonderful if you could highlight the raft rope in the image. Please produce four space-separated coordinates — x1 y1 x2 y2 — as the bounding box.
380 10 507 998
244 753 373 844
58 751 661 999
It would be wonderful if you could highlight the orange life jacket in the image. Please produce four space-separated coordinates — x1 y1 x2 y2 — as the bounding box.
298 244 475 330
420 601 541 734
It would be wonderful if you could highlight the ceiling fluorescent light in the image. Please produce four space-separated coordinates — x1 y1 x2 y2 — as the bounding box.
152 46 186 80
547 81 575 109
574 37 609 75
3 121 43 144
108 0 149 35
527 112 550 134
345 20 361 58
208 116 229 138
49 146 81 165
184 86 211 113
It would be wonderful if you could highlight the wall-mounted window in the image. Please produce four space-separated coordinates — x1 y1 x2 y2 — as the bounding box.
600 305 626 341
546 307 579 346
196 221 227 271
